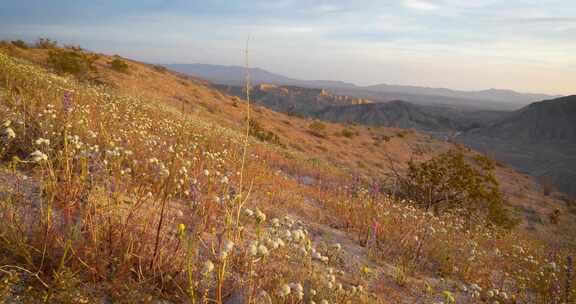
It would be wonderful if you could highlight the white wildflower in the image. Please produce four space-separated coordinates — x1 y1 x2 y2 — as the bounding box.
255 208 266 223
2 127 16 140
249 241 259 257
29 150 48 162
279 284 291 297
258 244 269 256
202 260 214 275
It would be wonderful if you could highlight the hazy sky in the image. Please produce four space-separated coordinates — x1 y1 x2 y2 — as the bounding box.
1 0 575 94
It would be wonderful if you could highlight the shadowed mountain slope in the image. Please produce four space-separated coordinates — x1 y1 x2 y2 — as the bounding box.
469 95 576 143
460 95 576 197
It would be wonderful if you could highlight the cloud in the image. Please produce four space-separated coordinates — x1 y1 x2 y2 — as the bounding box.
402 0 439 11
1 0 575 94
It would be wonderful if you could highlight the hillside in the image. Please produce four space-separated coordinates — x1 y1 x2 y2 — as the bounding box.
0 43 575 303
316 100 462 133
213 84 506 134
460 95 576 197
470 95 576 143
212 78 575 201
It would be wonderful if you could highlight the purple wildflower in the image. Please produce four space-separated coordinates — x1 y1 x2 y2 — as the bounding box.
63 91 74 113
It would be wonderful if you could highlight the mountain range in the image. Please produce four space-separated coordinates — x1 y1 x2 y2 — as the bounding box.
165 63 559 111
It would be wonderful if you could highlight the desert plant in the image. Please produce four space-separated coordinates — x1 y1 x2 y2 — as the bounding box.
10 40 28 49
47 49 96 76
309 120 327 137
397 149 517 228
249 118 282 146
340 128 357 138
110 57 129 73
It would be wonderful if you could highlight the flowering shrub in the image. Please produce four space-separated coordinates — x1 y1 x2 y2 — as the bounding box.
399 148 518 228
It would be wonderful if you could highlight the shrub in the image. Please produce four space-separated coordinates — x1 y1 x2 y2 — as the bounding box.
398 149 517 228
340 128 357 138
308 120 327 137
47 49 96 76
11 40 28 49
110 58 129 73
35 37 57 49
249 118 282 146
153 65 167 73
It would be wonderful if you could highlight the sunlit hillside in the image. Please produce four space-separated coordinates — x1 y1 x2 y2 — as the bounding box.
0 41 574 303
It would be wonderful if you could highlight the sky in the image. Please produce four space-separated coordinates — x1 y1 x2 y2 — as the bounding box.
1 0 575 95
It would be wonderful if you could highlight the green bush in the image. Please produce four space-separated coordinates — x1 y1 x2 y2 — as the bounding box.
110 58 129 73
308 120 327 137
11 40 28 49
340 128 357 138
249 119 282 146
398 149 517 228
47 49 96 76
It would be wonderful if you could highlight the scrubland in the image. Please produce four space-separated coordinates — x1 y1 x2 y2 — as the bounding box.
0 41 574 303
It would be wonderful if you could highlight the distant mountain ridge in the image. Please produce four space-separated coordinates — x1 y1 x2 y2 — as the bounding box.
459 95 576 197
468 95 576 143
363 84 558 106
164 63 561 110
164 63 356 89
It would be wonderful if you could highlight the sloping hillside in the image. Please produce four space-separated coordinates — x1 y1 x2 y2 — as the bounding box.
316 100 461 132
460 95 576 197
0 43 575 303
472 95 576 143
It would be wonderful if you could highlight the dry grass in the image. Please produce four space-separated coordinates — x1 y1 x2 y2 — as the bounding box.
0 44 574 303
